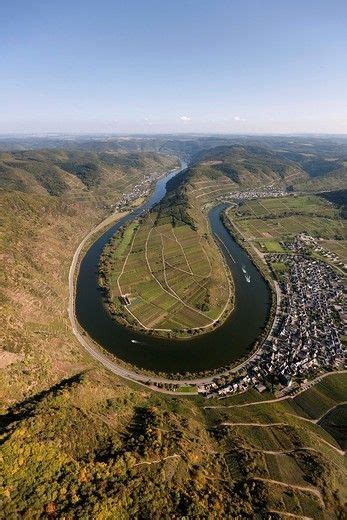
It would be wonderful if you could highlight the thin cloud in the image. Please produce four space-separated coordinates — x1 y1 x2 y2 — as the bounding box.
179 115 191 121
233 116 246 122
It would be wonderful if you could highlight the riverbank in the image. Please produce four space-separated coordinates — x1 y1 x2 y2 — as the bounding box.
222 207 280 350
72 161 274 388
97 209 235 341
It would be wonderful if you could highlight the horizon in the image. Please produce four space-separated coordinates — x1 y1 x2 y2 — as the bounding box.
2 0 347 134
1 131 347 138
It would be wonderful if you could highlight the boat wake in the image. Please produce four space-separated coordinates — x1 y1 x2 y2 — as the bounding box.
131 339 146 345
242 265 251 283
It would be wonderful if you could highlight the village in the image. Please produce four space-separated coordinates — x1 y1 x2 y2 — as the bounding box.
204 234 346 398
215 185 288 204
103 169 346 400
111 167 178 213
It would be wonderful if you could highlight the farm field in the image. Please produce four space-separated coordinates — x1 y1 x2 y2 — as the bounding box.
100 209 232 336
234 214 344 242
318 404 347 450
227 195 347 263
235 195 340 219
204 371 347 518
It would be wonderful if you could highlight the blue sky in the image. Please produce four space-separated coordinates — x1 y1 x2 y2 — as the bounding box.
1 0 346 134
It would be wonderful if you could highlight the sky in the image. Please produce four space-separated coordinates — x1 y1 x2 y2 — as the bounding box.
1 0 347 134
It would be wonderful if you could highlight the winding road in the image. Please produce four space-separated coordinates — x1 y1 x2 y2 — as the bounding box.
68 168 345 397
68 200 231 390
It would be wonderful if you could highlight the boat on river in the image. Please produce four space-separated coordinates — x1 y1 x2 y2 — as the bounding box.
75 163 271 375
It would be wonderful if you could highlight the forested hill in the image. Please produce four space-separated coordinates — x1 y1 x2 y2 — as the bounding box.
0 149 178 198
186 143 347 194
189 145 307 188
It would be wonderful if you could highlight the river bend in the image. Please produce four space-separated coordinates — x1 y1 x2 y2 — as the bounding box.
75 164 271 374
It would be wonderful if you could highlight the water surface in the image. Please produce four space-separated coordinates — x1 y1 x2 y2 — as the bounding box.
76 165 271 374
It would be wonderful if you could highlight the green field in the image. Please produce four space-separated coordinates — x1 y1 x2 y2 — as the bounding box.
258 240 285 252
203 371 347 518
228 194 347 263
100 210 231 335
270 261 288 278
236 195 340 219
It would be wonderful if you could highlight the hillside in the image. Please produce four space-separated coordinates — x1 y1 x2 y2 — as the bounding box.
187 144 347 200
1 363 346 518
0 145 346 518
192 145 307 185
0 149 178 206
0 150 178 398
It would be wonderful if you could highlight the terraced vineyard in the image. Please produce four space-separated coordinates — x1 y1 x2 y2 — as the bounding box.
1 137 347 518
227 194 347 263
100 208 232 336
204 371 347 519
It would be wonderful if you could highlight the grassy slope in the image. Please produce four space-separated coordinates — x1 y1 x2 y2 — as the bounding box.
0 150 178 404
1 146 346 518
100 167 233 337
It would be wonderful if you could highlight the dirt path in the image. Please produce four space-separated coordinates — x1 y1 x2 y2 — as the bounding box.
134 454 180 467
158 232 212 324
268 510 313 520
252 477 324 507
221 421 288 427
205 395 289 409
316 402 347 423
171 226 194 274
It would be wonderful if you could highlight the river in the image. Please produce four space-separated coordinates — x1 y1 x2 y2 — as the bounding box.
75 163 271 375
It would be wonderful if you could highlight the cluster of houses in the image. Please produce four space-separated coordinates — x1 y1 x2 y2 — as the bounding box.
112 169 170 213
215 186 288 204
298 234 346 272
205 234 345 398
